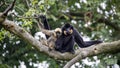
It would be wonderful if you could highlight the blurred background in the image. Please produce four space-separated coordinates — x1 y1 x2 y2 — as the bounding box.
0 0 120 68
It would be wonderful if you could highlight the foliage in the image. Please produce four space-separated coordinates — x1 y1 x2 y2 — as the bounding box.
0 0 120 68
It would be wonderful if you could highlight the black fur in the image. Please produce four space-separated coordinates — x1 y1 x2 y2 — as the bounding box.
73 28 102 48
40 15 50 39
55 23 102 54
55 30 75 53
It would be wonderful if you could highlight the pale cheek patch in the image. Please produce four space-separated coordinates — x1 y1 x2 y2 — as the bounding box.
64 31 67 35
70 29 73 34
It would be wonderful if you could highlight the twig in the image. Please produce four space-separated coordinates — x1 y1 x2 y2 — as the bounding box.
34 14 44 29
0 0 16 23
12 12 37 19
3 0 16 16
25 0 30 8
0 1 4 7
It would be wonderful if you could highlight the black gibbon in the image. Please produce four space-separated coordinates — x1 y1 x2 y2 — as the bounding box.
40 15 102 54
55 23 102 54
55 23 75 54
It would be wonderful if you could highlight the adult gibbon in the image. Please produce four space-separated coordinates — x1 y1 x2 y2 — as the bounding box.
55 23 102 54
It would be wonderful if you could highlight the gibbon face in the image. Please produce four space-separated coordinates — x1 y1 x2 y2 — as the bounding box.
62 23 73 35
54 28 62 38
63 28 73 35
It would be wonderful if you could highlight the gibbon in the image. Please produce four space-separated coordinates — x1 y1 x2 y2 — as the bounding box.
41 28 62 51
35 15 62 51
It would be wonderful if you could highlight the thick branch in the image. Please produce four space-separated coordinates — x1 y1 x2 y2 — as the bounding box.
0 18 80 60
64 40 120 68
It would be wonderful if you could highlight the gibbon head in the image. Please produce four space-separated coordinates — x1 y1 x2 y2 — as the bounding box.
62 23 73 35
54 28 62 38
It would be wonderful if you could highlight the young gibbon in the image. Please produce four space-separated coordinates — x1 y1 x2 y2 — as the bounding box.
41 28 62 51
35 15 62 51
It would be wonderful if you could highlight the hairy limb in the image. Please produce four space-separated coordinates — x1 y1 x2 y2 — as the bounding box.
73 28 102 48
35 15 54 36
41 28 54 36
40 15 50 30
73 28 87 47
35 15 50 38
85 40 103 46
39 15 50 38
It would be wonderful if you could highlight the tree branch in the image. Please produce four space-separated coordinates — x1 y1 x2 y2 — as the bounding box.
64 40 120 68
0 1 4 7
64 12 120 31
97 18 120 31
0 17 80 60
25 0 30 8
2 0 16 16
0 0 16 23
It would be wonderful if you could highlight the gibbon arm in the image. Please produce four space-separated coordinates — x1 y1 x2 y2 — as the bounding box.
41 28 54 36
